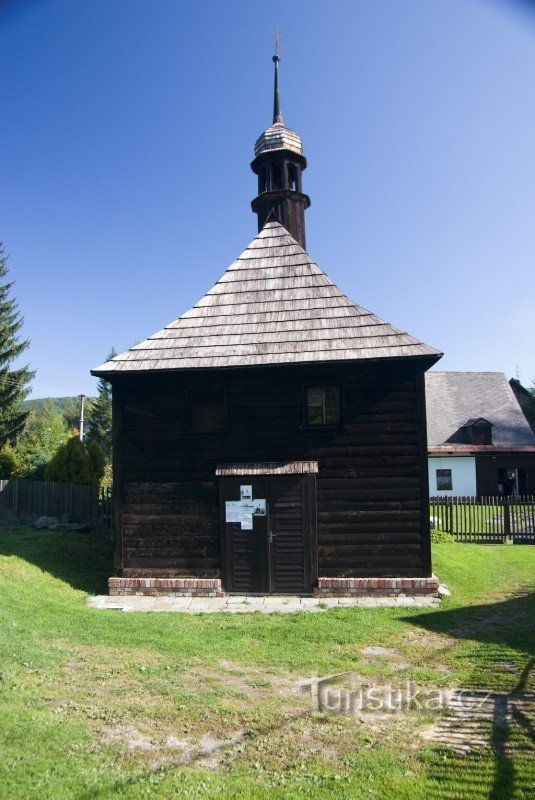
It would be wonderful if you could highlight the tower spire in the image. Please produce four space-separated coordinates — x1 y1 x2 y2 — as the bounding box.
251 31 310 248
272 27 283 124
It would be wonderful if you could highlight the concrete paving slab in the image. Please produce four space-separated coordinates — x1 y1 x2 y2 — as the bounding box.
87 594 439 613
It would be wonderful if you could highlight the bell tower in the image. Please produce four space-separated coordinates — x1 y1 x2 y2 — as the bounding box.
250 52 310 249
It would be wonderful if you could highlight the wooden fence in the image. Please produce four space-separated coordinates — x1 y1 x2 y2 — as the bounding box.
0 479 113 538
430 495 535 543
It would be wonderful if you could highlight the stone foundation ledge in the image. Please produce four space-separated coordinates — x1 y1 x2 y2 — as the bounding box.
313 575 440 598
108 577 224 597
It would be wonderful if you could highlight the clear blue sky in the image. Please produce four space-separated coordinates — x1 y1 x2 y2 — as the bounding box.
1 0 534 398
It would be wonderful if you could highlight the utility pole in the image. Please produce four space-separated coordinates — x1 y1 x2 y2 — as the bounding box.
78 394 86 441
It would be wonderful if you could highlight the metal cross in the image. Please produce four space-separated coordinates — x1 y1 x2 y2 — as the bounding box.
274 26 282 55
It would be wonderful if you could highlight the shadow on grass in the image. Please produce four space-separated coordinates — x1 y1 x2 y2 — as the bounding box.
406 596 535 800
0 525 113 594
406 591 535 659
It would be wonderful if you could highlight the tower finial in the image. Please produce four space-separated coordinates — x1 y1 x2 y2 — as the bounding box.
272 26 283 124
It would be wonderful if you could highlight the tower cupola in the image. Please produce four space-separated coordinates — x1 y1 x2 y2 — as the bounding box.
250 52 310 248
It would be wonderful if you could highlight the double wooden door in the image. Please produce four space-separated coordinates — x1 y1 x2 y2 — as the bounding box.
219 474 317 594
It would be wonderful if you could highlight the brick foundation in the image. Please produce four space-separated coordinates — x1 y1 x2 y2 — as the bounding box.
313 576 440 598
108 577 224 597
109 575 439 598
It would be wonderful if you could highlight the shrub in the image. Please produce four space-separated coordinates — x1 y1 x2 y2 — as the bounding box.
431 528 454 544
0 444 19 478
44 436 105 487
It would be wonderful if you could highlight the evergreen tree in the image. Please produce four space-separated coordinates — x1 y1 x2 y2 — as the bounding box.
86 349 116 461
0 246 34 446
45 435 105 487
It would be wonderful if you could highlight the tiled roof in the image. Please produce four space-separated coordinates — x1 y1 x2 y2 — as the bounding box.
93 220 441 375
425 372 535 449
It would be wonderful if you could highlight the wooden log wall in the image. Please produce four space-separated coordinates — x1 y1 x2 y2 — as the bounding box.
114 359 432 579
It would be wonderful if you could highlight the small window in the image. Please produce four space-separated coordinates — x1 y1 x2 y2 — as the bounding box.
436 469 452 491
259 168 266 194
471 425 492 446
191 391 225 431
306 386 340 426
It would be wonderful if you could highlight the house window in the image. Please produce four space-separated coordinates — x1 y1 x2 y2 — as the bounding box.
471 425 492 446
191 391 225 431
436 469 452 491
306 386 340 426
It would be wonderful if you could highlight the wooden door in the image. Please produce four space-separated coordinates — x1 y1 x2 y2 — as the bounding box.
219 475 317 594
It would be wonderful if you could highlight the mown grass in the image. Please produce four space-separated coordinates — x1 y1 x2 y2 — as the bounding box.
0 527 533 799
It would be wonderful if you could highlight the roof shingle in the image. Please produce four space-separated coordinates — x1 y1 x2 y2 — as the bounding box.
425 372 535 449
93 220 441 375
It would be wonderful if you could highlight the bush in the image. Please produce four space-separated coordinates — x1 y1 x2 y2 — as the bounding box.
431 528 454 544
12 400 69 479
44 436 105 487
0 444 19 478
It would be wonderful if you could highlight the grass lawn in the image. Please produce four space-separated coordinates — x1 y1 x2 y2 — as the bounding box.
0 527 533 799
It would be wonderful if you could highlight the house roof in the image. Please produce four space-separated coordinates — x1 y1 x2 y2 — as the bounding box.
92 220 442 376
425 372 535 451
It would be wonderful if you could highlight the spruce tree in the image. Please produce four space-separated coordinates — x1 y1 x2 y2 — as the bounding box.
0 246 34 446
86 349 116 462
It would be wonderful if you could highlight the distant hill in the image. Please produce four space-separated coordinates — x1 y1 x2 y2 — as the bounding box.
23 397 95 413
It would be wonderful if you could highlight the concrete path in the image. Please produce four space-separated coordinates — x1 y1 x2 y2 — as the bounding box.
87 594 440 613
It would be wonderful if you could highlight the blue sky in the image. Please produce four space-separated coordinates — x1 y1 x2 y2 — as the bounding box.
1 0 534 398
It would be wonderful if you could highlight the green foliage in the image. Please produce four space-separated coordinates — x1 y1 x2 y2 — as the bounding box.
86 349 116 462
23 396 95 415
0 444 20 478
0 245 34 446
430 528 454 544
86 439 106 484
62 396 82 430
100 462 113 489
12 399 69 478
44 435 105 487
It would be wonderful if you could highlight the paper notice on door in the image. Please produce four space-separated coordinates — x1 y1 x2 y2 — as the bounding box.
253 499 266 516
240 485 252 500
240 513 253 530
225 501 241 523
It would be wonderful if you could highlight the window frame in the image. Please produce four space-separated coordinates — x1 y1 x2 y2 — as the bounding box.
436 468 453 491
303 385 342 429
470 424 492 446
189 388 227 433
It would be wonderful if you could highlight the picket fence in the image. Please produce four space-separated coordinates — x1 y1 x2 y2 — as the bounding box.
0 479 113 538
430 495 535 543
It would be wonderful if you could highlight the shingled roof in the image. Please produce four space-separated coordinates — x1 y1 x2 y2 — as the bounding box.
425 372 535 451
92 220 441 375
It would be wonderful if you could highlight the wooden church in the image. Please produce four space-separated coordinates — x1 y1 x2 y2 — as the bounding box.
93 54 442 598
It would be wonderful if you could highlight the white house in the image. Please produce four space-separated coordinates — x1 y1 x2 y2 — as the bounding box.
425 372 535 497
